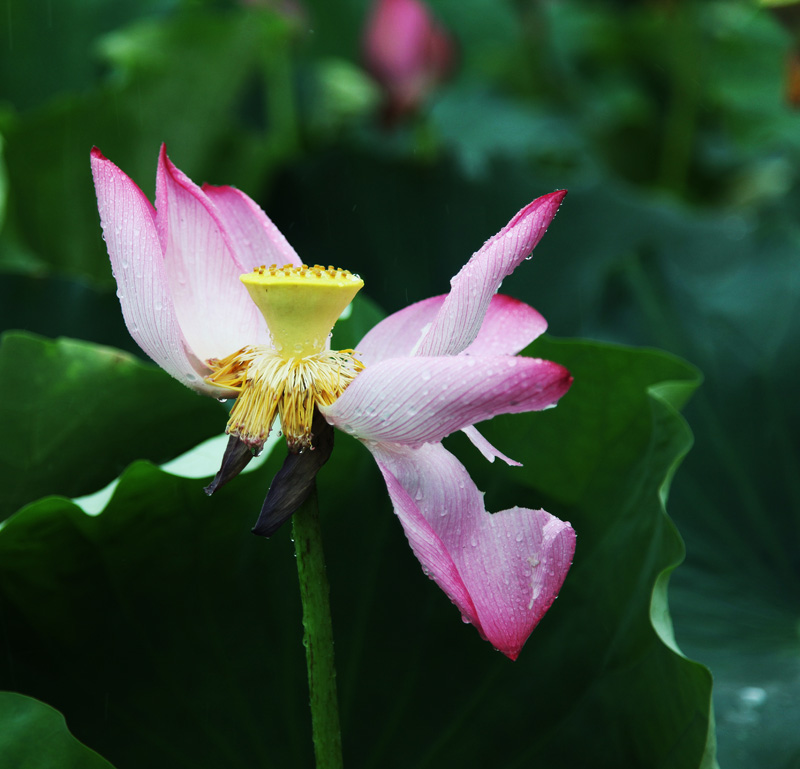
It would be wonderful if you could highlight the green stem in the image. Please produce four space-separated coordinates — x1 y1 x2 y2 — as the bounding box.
292 488 343 769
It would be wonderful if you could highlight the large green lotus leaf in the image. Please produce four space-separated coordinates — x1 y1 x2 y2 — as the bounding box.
469 337 714 768
0 692 115 769
0 9 295 285
520 174 800 768
0 337 713 768
0 332 222 520
0 460 307 768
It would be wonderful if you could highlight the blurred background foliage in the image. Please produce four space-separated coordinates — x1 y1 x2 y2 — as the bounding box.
1 0 799 767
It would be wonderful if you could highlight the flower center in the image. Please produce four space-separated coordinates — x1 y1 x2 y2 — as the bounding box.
206 263 364 451
243 263 364 358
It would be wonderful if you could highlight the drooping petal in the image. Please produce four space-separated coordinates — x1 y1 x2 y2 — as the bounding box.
204 435 255 496
155 146 267 362
251 411 335 537
90 148 233 397
461 425 521 466
416 191 566 357
323 355 572 445
355 294 444 365
461 295 547 357
201 184 302 272
370 441 575 659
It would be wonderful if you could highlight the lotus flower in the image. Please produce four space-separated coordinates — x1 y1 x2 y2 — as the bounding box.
91 145 576 660
362 0 455 123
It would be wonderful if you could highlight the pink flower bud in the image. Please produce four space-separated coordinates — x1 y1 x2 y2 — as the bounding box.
362 0 456 123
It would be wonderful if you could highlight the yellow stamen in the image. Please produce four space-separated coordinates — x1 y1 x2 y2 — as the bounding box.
206 263 365 451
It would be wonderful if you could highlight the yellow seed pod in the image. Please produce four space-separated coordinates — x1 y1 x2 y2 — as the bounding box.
241 264 364 358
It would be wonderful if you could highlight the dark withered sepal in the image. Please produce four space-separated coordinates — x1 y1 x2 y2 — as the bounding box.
204 435 256 496
251 409 335 537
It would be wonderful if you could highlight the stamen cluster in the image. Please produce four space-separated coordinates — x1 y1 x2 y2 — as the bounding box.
207 346 364 451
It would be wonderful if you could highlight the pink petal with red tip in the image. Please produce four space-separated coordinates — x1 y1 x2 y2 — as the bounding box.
202 184 302 272
90 148 232 397
371 442 576 659
323 355 572 445
417 191 566 357
155 146 266 362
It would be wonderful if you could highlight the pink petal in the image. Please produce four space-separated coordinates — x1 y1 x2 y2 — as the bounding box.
462 295 547 356
323 354 572 445
90 148 233 397
155 146 266 362
355 294 444 365
356 294 546 365
371 442 576 659
416 191 566 357
461 425 521 466
201 184 302 272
